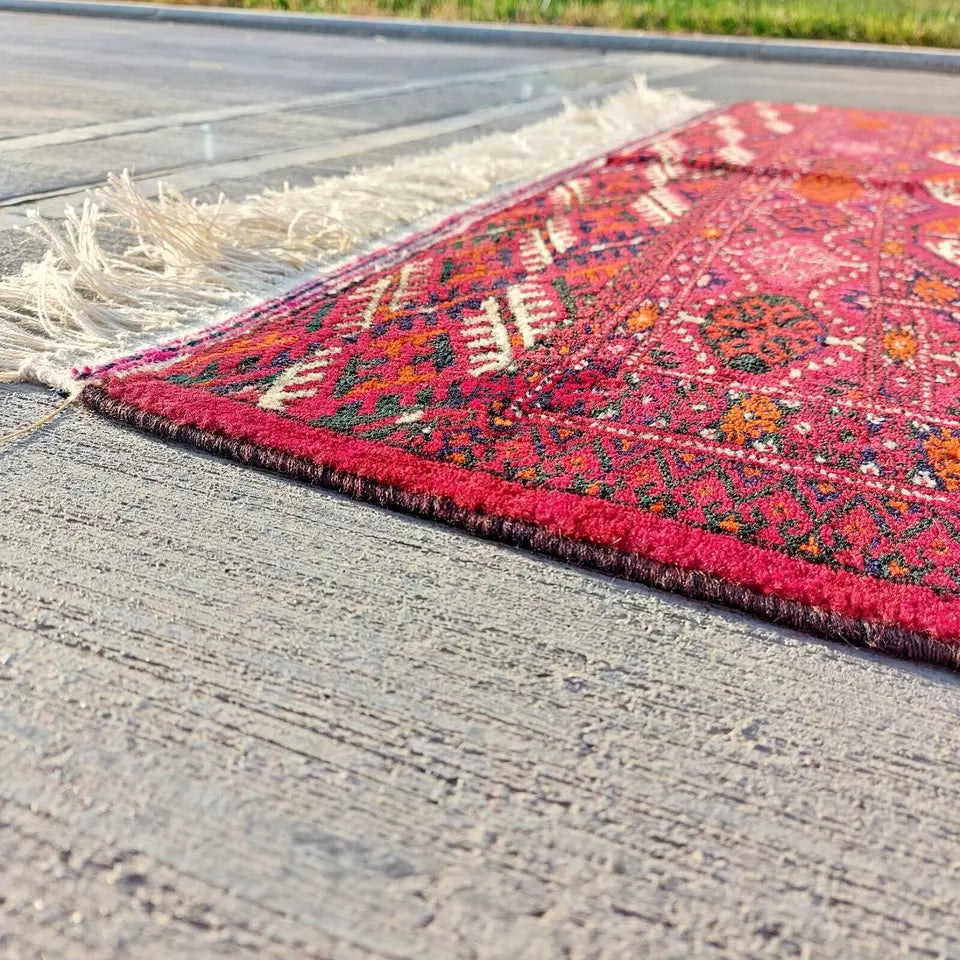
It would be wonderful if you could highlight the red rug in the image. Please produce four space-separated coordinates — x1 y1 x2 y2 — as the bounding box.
81 101 960 667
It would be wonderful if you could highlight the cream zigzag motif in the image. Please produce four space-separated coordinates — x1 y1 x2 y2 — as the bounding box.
926 236 960 268
546 216 576 255
713 112 755 166
633 186 690 226
507 280 563 348
389 258 432 312
461 297 513 376
262 273 394 410
334 275 392 336
520 216 578 273
932 146 960 167
257 345 343 412
755 102 795 135
925 177 960 206
633 155 691 226
519 228 554 272
460 280 566 375
645 157 683 186
646 136 686 163
549 177 589 212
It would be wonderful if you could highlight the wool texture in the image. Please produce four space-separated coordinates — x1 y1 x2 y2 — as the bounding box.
81 101 960 665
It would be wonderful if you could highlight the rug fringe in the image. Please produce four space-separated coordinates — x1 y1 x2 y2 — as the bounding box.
0 78 710 391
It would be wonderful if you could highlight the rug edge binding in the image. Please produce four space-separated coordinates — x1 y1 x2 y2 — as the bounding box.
81 382 960 673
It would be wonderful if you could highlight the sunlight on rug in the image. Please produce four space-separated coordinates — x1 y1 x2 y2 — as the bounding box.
6 89 960 667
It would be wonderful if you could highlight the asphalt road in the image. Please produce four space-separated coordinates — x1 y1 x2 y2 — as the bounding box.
3 11 960 960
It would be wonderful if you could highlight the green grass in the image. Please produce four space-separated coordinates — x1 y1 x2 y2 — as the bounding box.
186 0 960 48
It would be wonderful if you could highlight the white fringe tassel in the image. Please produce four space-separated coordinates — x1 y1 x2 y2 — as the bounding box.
0 78 710 391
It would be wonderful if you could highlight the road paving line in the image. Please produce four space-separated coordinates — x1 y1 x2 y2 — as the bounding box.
0 54 627 154
0 76 637 226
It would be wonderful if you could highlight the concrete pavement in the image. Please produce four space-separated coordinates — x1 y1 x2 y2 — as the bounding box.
3 12 960 959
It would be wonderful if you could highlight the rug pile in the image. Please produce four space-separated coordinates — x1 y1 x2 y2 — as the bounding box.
12 93 960 666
